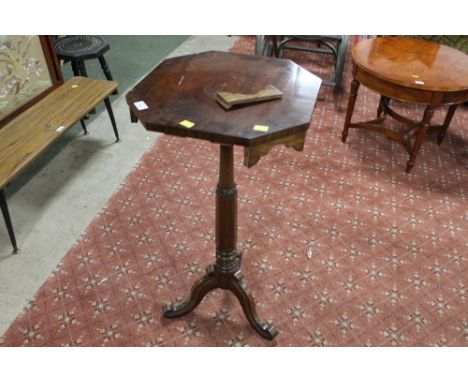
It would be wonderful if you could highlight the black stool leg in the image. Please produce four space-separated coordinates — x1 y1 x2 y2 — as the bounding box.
79 61 96 114
0 189 18 253
71 61 90 119
104 97 120 142
78 61 88 77
98 55 118 95
71 61 81 77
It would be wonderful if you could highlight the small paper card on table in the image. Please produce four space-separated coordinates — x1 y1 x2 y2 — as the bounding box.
253 124 269 132
134 100 149 111
179 120 195 128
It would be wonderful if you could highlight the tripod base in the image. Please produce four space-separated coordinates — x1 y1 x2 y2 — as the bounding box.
163 263 278 340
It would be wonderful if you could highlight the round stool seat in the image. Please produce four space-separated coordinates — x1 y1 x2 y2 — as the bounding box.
55 36 110 61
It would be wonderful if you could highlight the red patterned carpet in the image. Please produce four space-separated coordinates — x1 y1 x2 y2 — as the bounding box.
1 36 467 346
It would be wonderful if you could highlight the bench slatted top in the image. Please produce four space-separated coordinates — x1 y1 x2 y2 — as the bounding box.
0 76 117 190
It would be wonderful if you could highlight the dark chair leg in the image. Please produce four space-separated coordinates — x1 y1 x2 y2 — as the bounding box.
333 35 348 91
98 55 118 95
104 97 120 142
0 189 18 253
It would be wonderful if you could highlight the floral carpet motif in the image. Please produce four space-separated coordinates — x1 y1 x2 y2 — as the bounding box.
1 36 467 346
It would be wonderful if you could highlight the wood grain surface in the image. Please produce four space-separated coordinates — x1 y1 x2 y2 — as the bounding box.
126 51 321 147
0 76 117 190
216 84 283 109
352 37 468 92
343 37 468 172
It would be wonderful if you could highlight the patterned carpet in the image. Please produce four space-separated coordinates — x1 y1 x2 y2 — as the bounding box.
1 36 467 346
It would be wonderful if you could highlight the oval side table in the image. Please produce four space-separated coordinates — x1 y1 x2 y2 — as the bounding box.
341 37 468 172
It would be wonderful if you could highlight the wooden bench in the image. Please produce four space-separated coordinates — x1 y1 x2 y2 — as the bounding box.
0 76 119 253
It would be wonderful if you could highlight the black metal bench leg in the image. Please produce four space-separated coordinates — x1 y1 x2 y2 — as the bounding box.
0 189 18 253
104 97 120 142
80 119 88 135
98 55 118 95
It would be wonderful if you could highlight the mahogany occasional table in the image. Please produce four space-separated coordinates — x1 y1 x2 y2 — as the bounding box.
126 51 321 340
341 37 468 172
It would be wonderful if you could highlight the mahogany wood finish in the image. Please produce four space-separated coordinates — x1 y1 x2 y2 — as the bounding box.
342 37 468 172
127 52 319 146
127 51 321 339
164 145 278 339
243 131 307 168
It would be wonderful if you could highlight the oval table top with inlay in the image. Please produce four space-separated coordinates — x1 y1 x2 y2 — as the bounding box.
352 37 468 92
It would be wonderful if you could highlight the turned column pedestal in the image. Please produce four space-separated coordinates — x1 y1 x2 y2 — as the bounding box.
163 145 278 340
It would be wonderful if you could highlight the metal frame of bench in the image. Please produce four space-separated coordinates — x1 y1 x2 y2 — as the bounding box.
0 76 120 253
0 189 16 252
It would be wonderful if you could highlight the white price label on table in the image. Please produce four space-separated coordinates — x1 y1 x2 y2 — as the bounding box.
134 101 149 111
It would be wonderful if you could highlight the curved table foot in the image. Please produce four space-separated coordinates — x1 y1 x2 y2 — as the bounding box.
228 271 278 340
163 265 278 340
163 267 219 318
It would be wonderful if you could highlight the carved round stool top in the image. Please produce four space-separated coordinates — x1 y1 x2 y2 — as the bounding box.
55 36 110 61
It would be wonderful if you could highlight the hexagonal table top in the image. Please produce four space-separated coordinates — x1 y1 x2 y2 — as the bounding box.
126 51 321 149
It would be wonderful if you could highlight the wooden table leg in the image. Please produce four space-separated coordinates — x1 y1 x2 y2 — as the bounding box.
342 78 360 142
163 144 278 340
377 95 389 119
406 105 434 172
437 104 457 145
